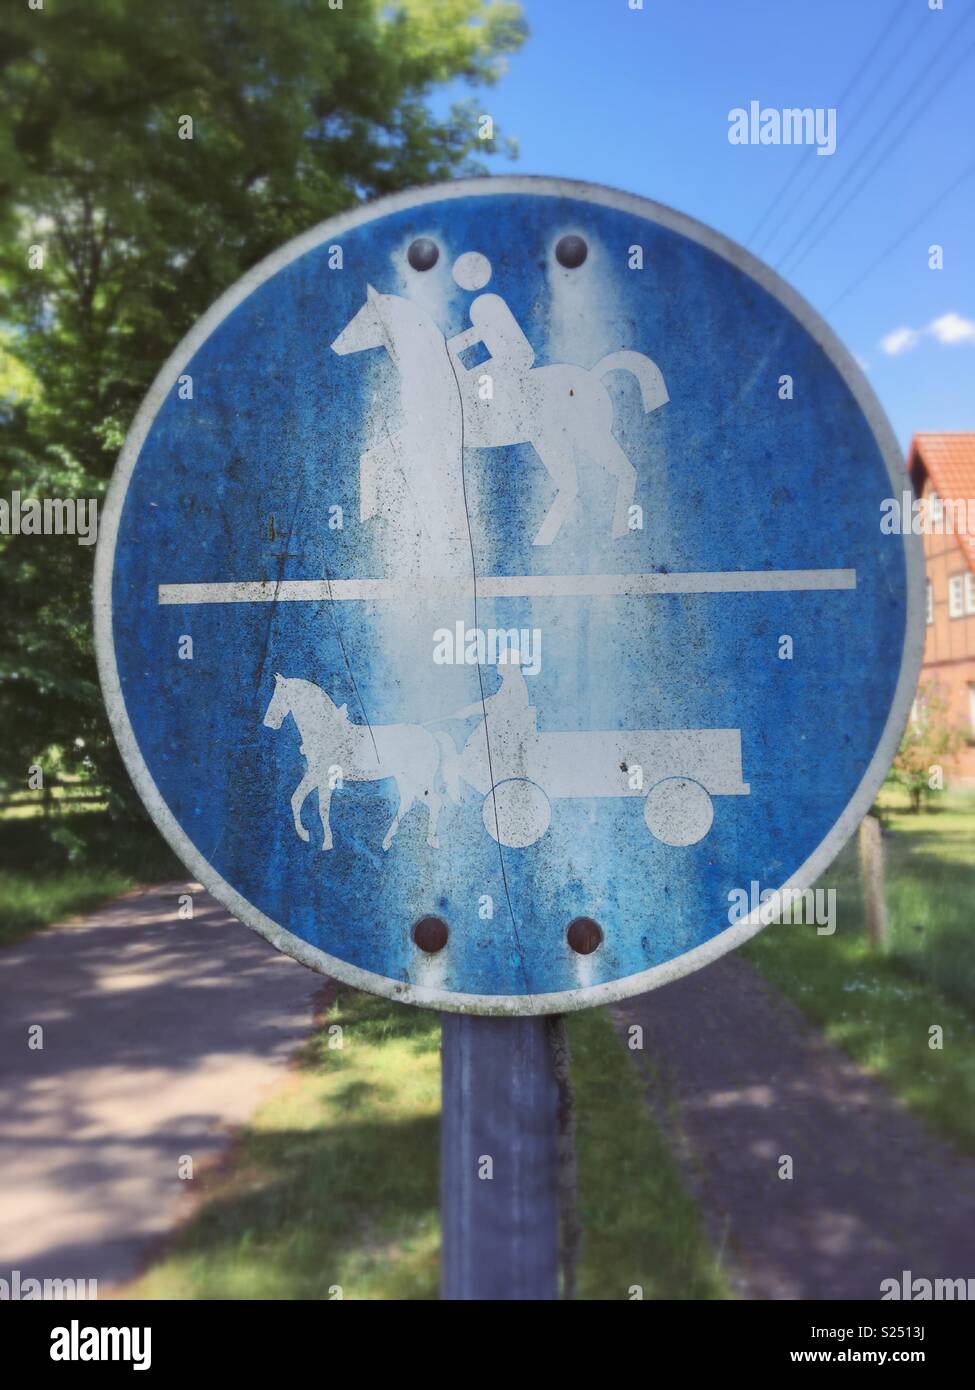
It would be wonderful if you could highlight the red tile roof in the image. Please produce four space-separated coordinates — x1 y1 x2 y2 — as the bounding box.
908 433 975 573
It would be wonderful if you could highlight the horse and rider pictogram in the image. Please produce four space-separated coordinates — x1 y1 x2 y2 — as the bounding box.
331 258 669 549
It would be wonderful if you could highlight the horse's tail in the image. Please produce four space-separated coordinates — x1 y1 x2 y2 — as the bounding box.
434 731 462 804
594 350 669 414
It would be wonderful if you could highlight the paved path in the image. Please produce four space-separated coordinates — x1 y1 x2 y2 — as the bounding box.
0 883 320 1290
613 956 975 1300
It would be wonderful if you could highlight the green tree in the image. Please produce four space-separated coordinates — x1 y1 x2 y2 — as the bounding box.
886 681 964 812
0 0 525 803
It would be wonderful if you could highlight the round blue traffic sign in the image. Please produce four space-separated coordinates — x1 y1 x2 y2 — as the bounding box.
95 177 923 1013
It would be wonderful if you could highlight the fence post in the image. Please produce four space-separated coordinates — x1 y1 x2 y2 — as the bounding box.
859 813 887 947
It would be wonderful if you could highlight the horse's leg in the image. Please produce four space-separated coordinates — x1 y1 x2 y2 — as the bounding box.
530 438 578 546
318 783 334 852
594 432 639 539
382 777 413 852
290 769 317 843
423 787 443 849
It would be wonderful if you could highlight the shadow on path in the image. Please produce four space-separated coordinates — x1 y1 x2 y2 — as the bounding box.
613 956 975 1300
0 882 319 1288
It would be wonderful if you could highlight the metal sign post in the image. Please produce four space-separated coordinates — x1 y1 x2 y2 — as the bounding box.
95 176 922 1298
441 1015 559 1300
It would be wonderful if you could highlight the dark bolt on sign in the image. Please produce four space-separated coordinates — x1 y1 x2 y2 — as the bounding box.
95 177 923 1014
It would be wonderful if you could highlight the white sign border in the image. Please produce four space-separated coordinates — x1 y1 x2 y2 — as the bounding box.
93 175 925 1016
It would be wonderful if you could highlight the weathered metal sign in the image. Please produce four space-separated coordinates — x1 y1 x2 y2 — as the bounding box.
94 176 923 1014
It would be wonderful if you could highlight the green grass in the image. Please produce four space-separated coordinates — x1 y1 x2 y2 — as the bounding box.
130 988 442 1300
126 991 730 1300
875 788 975 1011
0 810 183 946
569 1008 729 1300
742 788 975 1151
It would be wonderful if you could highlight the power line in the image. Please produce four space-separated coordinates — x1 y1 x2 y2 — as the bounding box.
783 29 975 278
775 10 972 272
747 150 814 253
775 5 975 275
753 3 923 257
748 2 914 253
825 161 975 314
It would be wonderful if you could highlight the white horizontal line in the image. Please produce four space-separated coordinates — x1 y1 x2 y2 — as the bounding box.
158 569 857 605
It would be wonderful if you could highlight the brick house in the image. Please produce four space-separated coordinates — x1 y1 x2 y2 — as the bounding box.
908 432 975 783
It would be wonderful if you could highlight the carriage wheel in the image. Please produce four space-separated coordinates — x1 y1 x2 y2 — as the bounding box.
483 778 551 848
644 777 714 847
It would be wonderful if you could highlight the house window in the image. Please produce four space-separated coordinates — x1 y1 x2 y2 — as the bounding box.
966 572 975 616
926 580 934 625
929 491 944 529
949 574 965 618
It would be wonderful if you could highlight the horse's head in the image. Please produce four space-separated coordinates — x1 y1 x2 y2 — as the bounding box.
331 284 388 356
262 673 292 730
264 674 349 736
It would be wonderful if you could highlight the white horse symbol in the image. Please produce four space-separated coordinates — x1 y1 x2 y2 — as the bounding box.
262 674 459 851
331 284 669 548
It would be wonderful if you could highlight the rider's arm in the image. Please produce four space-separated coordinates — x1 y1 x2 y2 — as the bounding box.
451 699 490 719
446 326 482 358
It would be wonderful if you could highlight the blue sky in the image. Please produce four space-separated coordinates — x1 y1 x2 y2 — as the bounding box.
432 0 975 451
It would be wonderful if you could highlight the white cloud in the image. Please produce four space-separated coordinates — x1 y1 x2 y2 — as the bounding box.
879 327 919 356
929 311 975 346
879 311 975 356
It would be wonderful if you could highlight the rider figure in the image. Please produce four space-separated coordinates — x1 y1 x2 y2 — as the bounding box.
450 647 538 786
444 251 539 450
447 293 535 381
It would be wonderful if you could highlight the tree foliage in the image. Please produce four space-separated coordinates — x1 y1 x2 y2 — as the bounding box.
886 681 964 812
0 0 525 799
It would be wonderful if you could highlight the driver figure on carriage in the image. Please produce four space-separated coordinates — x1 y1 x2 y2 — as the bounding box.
446 643 538 793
